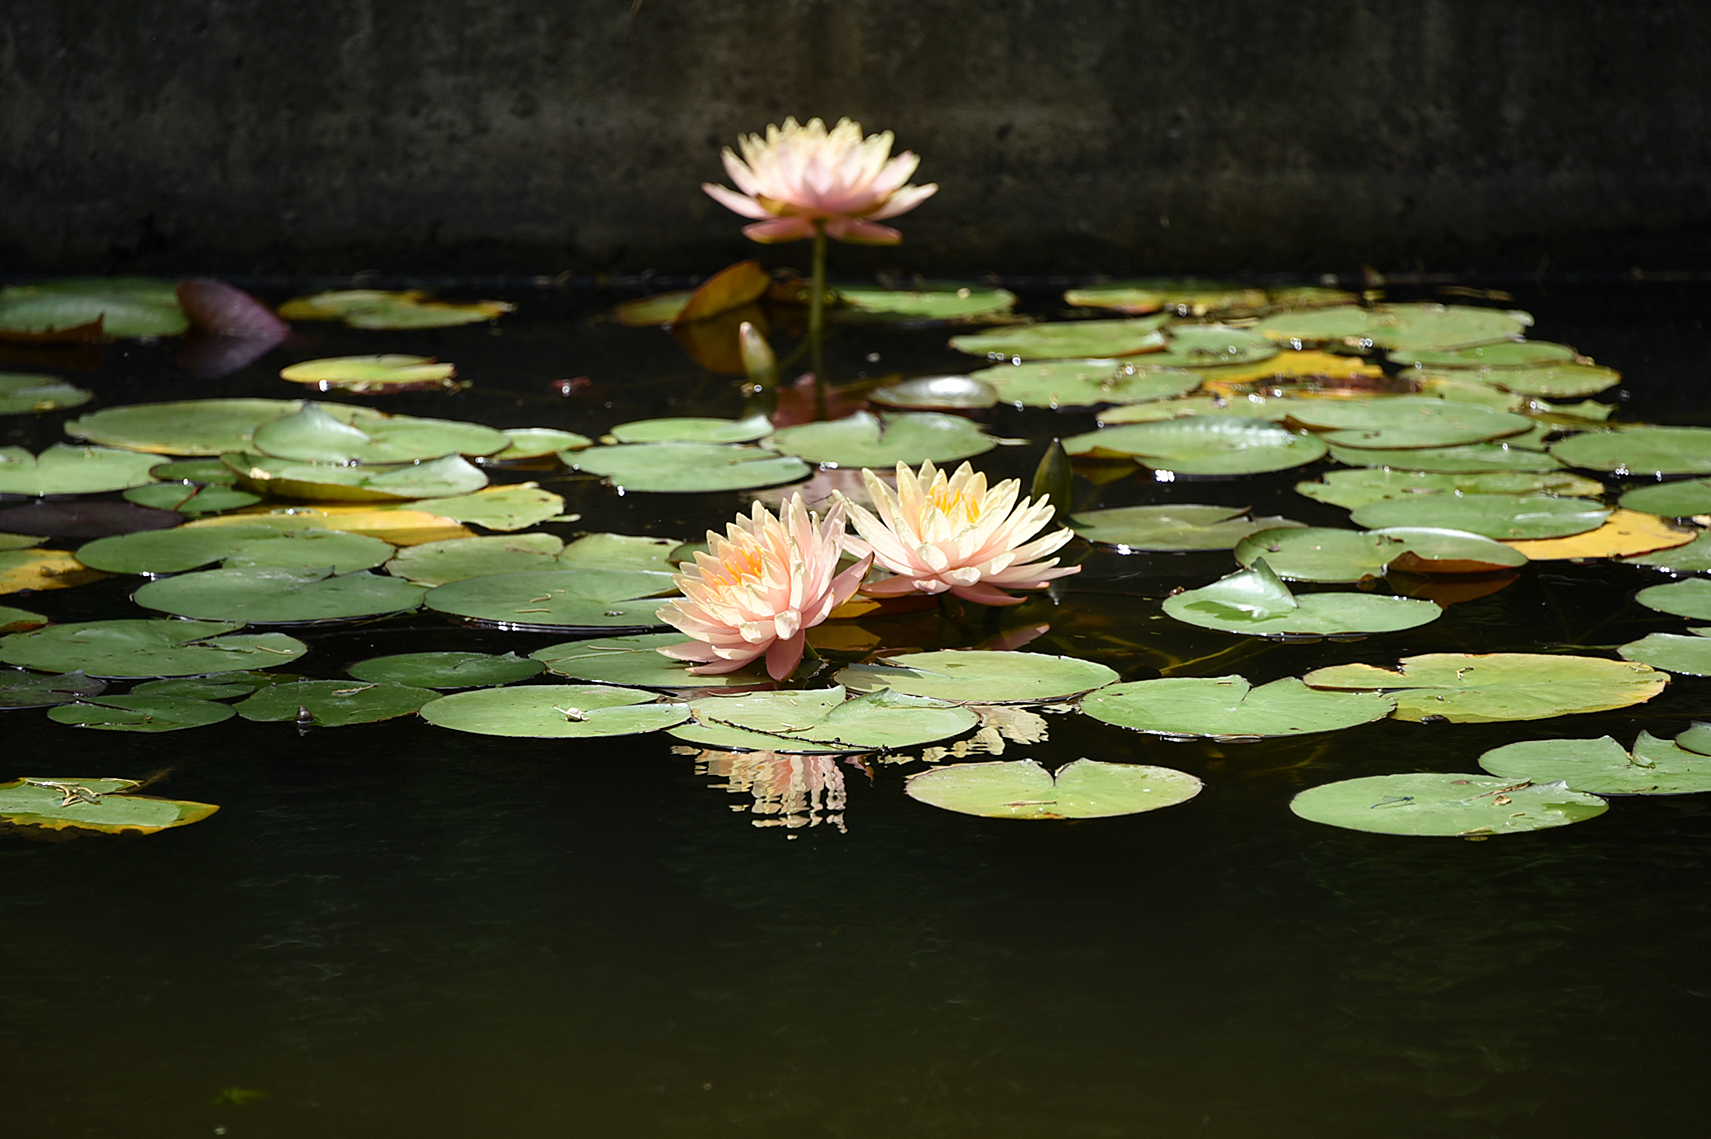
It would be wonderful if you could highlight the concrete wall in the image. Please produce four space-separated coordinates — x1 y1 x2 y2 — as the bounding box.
3 0 1707 277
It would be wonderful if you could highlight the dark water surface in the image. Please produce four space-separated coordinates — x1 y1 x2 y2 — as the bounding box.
3 279 1709 1138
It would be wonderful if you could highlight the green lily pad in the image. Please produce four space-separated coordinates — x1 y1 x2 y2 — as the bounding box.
1635 577 1711 620
122 483 264 515
424 568 677 629
1389 340 1580 369
278 290 511 328
419 683 688 738
148 459 239 485
1551 427 1711 476
0 284 188 339
492 428 594 460
1479 733 1711 795
252 404 508 464
835 285 1018 322
223 452 489 501
47 695 236 733
1096 395 1294 424
1062 417 1328 475
235 679 441 727
0 535 44 552
1284 397 1534 450
0 445 162 495
834 650 1118 704
0 669 105 708
384 533 566 586
1063 281 1267 316
1484 363 1620 399
1301 652 1668 722
905 758 1202 819
0 777 217 835
77 525 393 575
556 533 683 572
0 373 91 415
135 567 428 623
671 687 978 754
1254 304 1530 351
530 632 768 690
409 484 565 530
1618 633 1711 675
1619 479 1711 517
1414 374 1527 411
65 398 302 455
1348 494 1609 540
1325 441 1565 473
1526 397 1614 421
962 361 1202 409
568 442 811 493
1233 526 1526 582
767 412 998 468
1294 468 1606 510
1622 531 1711 572
278 355 458 392
0 619 307 677
1081 675 1395 739
0 606 48 634
609 414 773 445
346 650 544 689
130 675 268 700
1162 559 1441 636
948 316 1170 360
1131 324 1279 369
1678 722 1711 755
1289 772 1606 836
1071 504 1306 551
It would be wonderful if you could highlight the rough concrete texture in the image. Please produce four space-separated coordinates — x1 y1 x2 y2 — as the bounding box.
2 0 1708 276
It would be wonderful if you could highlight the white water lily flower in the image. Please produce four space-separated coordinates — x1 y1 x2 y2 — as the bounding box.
837 461 1079 606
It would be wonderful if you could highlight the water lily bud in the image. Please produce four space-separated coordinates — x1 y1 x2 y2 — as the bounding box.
738 321 778 389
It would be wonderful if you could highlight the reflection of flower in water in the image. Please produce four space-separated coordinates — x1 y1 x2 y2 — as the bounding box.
690 749 848 833
917 704 1052 763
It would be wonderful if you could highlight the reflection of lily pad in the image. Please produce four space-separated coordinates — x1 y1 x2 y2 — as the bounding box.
134 567 428 623
1551 427 1711 476
835 650 1117 704
1480 733 1711 795
671 687 977 754
1233 526 1525 581
1081 675 1394 739
1162 560 1440 636
568 442 811 493
77 525 394 575
424 569 676 629
1289 772 1605 836
949 316 1169 360
235 679 441 726
0 373 91 415
1071 504 1305 551
345 651 543 689
962 361 1201 409
1349 494 1609 540
1302 652 1667 722
905 758 1202 819
65 398 301 455
0 777 217 835
531 632 767 690
1295 468 1604 510
768 412 997 468
609 414 773 445
0 445 162 495
1062 417 1328 475
47 695 236 733
0 619 307 678
419 683 687 738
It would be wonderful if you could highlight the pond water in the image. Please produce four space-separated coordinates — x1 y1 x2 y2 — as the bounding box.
3 276 1710 1138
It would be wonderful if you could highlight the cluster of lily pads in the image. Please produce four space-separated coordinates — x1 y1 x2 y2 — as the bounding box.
5 273 1711 837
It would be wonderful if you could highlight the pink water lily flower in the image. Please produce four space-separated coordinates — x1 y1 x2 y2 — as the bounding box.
837 461 1079 607
657 495 872 680
702 117 938 245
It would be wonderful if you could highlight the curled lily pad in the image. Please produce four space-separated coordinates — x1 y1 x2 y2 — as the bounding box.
531 632 767 690
962 361 1201 409
123 483 263 515
1551 427 1711 476
424 569 676 629
835 285 1018 322
65 398 302 455
1063 417 1328 475
278 355 460 394
1081 675 1394 739
1294 468 1605 510
1618 633 1711 676
1635 577 1711 620
568 442 811 493
1503 510 1694 561
385 533 565 586
1289 772 1605 837
768 412 997 468
671 687 977 754
1234 526 1525 582
1390 340 1580 370
0 373 91 415
1325 441 1565 473
1348 494 1610 541
0 777 217 835
1071 505 1305 551
0 670 105 708
47 695 236 733
1482 363 1620 399
252 404 508 464
491 428 594 460
134 567 427 624
1063 281 1266 316
905 758 1202 819
1619 478 1711 517
1284 397 1534 450
77 525 393 575
0 619 307 678
1301 653 1667 722
609 414 773 445
346 651 544 689
223 452 489 501
835 650 1117 704
0 283 188 339
1163 559 1440 636
1480 733 1711 795
419 683 687 738
235 679 441 726
1132 324 1278 369
0 445 162 495
949 316 1169 360
1254 304 1530 351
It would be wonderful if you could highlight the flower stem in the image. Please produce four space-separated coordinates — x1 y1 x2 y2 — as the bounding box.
808 220 828 419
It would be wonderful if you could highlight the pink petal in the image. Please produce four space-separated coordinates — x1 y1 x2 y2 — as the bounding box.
823 218 902 245
742 216 820 243
177 278 289 339
702 182 774 220
765 632 806 680
865 182 939 221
